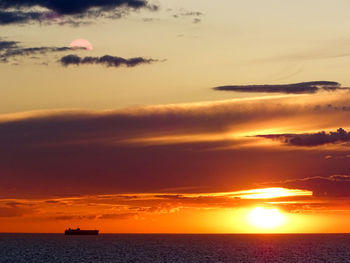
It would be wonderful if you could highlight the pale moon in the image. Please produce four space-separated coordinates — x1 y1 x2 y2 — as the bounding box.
69 39 93 51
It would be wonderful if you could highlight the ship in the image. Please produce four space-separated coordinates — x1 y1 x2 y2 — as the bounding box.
64 228 99 235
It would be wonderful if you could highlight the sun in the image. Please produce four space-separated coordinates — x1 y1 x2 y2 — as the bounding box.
247 207 285 229
69 39 93 51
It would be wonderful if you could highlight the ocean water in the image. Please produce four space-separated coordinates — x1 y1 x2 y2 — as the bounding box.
0 234 350 263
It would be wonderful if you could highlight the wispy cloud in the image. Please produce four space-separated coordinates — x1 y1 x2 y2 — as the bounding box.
172 9 203 24
1 93 350 198
259 38 350 63
0 187 312 219
214 81 346 94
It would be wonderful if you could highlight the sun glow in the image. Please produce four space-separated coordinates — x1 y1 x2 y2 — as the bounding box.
234 187 312 199
248 207 285 229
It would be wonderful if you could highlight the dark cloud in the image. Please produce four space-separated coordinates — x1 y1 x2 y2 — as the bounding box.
0 10 42 25
267 175 350 197
0 38 155 67
0 39 87 63
60 54 159 67
321 104 350 112
257 128 350 147
0 39 18 50
213 81 344 94
0 0 157 25
0 0 151 14
1 46 72 62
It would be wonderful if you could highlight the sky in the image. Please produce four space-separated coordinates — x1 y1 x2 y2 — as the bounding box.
1 0 350 233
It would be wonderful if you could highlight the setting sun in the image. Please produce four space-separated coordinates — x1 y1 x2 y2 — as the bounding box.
248 207 285 229
2 0 350 261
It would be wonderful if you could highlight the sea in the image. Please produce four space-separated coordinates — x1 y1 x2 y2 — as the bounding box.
1 234 350 263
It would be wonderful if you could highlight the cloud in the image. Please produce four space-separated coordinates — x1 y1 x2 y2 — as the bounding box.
142 17 158 22
262 38 350 62
0 39 18 50
0 207 28 217
0 10 42 25
213 81 345 94
0 93 350 198
0 0 157 26
53 215 96 220
0 39 157 67
0 203 32 217
0 39 83 63
193 18 201 24
0 0 151 14
257 128 350 147
60 54 160 67
265 175 350 198
172 9 203 24
1 46 72 62
173 11 203 18
0 189 309 221
98 213 136 220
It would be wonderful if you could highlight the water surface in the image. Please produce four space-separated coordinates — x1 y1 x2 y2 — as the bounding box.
1 234 349 262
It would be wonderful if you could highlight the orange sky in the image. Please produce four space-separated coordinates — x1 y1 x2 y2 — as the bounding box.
1 92 350 233
1 188 350 233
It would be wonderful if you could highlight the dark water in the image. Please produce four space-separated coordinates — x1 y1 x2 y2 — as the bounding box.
1 234 350 263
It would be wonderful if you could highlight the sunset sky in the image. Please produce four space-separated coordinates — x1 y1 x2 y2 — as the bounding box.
1 0 350 233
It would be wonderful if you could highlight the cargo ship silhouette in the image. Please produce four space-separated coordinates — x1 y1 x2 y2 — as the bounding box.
64 228 99 235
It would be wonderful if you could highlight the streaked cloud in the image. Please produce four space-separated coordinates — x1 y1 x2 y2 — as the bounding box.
0 39 18 50
257 128 350 147
1 92 350 198
264 175 350 198
213 81 345 94
0 39 83 63
60 54 160 68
